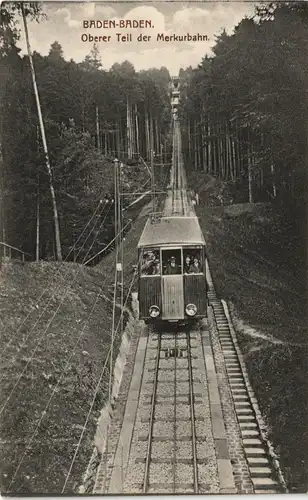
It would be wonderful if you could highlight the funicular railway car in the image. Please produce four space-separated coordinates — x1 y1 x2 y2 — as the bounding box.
137 216 207 324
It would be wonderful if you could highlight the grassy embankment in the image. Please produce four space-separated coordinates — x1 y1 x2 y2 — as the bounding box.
0 202 150 494
191 172 308 492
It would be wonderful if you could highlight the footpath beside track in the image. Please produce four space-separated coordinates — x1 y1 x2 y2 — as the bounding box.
88 119 286 495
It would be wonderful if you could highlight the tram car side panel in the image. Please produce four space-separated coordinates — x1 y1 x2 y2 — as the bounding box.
183 274 207 317
183 246 207 317
139 276 161 319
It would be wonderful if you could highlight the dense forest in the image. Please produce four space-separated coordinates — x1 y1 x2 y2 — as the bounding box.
180 2 308 206
1 2 308 264
0 2 171 262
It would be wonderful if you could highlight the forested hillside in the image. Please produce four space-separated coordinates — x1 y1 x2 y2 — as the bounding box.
180 2 308 208
0 2 171 262
177 3 308 490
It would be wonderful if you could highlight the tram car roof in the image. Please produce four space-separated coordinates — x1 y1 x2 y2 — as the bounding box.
138 216 205 248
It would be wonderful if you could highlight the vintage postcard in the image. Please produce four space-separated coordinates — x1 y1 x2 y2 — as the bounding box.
0 0 307 495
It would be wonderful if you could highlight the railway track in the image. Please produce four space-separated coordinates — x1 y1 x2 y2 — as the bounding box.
102 325 221 494
142 330 200 493
91 111 287 495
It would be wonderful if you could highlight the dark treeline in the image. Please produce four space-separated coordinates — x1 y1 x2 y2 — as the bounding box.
180 2 308 205
0 3 171 262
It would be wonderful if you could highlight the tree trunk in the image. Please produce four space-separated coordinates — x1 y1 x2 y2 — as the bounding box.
271 161 276 198
145 107 150 159
194 121 198 170
247 135 253 203
231 135 236 182
36 173 40 262
155 118 159 156
96 105 101 152
135 104 139 155
22 5 62 261
104 131 107 155
126 97 131 159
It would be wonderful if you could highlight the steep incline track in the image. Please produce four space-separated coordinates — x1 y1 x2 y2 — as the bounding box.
90 114 286 495
164 121 193 217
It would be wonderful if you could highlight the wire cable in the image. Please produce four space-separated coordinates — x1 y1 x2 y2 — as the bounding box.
0 201 113 413
0 199 109 375
0 198 108 360
61 255 141 493
7 281 107 492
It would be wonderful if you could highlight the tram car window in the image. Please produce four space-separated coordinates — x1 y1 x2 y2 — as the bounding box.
162 249 181 275
141 248 160 276
183 249 203 274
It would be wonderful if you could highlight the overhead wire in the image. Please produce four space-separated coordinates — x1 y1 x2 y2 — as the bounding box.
0 199 109 371
61 255 141 494
7 276 108 492
0 197 108 360
0 200 113 413
8 193 140 492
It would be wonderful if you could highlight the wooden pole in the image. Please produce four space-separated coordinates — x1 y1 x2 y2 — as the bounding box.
22 5 62 261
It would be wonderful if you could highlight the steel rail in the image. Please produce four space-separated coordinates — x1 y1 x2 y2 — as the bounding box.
186 332 199 493
143 333 161 493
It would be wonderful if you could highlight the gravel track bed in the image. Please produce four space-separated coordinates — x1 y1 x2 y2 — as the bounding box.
175 463 194 483
198 460 220 493
194 402 208 421
154 395 189 404
175 441 193 459
157 381 189 395
161 338 188 349
106 325 221 494
153 421 174 437
149 463 173 483
123 462 144 487
175 421 193 437
154 404 175 420
133 421 150 439
145 361 156 371
172 403 191 420
151 441 173 459
174 370 189 381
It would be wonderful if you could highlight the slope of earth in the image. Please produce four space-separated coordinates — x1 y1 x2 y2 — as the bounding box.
0 204 151 495
193 176 308 492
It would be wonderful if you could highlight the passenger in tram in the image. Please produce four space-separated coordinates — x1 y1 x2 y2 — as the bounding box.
184 255 191 274
152 258 161 275
142 251 156 275
165 255 180 275
189 257 202 274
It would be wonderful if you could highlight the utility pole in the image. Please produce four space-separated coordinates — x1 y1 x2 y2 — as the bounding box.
150 116 155 217
126 96 132 159
22 4 62 261
151 148 155 217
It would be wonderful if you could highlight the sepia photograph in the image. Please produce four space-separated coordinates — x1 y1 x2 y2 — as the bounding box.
0 0 307 495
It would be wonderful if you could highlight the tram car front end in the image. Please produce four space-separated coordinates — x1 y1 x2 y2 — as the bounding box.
137 216 207 325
